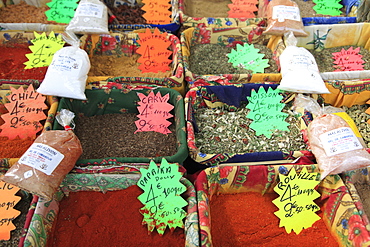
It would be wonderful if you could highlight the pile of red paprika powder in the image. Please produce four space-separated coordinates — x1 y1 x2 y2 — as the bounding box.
210 192 339 247
47 185 185 247
0 45 48 80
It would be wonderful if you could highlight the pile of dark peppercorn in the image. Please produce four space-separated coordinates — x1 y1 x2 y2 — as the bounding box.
110 5 147 24
74 113 177 160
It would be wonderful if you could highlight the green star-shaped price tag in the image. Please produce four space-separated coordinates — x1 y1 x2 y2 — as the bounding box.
45 0 78 24
273 167 321 234
313 0 343 16
227 43 270 73
246 86 289 138
24 32 65 69
137 159 188 235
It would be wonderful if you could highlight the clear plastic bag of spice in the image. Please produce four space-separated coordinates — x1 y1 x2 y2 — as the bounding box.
263 0 308 37
294 94 370 179
0 109 83 200
278 32 330 94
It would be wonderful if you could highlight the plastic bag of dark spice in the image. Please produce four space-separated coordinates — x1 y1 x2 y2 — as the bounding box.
293 94 370 179
0 109 82 200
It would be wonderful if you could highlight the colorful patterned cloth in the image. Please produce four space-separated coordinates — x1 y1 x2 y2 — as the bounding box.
23 172 200 247
342 167 370 247
195 164 369 247
54 87 188 166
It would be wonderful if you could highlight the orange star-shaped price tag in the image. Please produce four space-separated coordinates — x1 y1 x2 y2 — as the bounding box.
0 85 48 140
0 181 21 240
228 0 258 18
137 28 172 73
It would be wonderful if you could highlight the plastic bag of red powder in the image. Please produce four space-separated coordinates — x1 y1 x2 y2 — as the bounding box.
294 94 370 179
0 109 82 200
263 0 308 37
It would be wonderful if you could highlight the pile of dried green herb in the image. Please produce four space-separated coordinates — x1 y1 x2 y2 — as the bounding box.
310 45 370 72
194 104 307 154
189 43 278 75
343 104 370 148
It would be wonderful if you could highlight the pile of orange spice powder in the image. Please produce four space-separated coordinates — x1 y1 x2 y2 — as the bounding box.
210 192 339 247
47 185 185 247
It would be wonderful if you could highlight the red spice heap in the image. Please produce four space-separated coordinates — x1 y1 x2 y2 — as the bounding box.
210 192 339 247
47 185 185 247
0 46 48 80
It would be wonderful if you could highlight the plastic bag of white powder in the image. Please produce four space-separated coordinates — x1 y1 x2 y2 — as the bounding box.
278 32 330 94
37 32 90 100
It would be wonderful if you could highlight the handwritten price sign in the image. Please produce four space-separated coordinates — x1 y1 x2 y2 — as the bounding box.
142 0 171 24
227 43 269 73
273 167 321 234
313 0 342 16
228 0 258 18
45 0 78 24
246 86 289 138
0 85 48 140
332 46 364 71
24 32 65 69
135 91 174 134
137 28 172 73
137 159 187 235
0 181 21 240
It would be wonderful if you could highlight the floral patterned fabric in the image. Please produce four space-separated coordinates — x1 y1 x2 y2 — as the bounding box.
185 84 313 167
195 164 368 247
342 167 370 247
181 26 284 88
23 172 200 247
320 79 370 107
80 32 186 96
54 87 188 166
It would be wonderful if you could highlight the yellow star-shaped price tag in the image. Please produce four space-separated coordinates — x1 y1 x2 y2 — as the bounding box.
24 31 65 69
273 167 321 234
